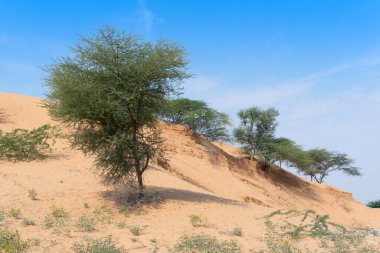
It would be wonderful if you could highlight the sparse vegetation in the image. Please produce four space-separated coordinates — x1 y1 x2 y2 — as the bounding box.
172 233 240 253
232 227 243 237
72 235 126 253
0 124 59 161
251 209 380 253
129 225 146 236
44 206 70 232
76 216 96 232
116 221 126 229
0 209 5 221
28 189 38 200
22 218 36 226
367 199 380 208
189 214 209 227
9 207 21 219
84 202 90 209
0 228 30 252
93 204 114 224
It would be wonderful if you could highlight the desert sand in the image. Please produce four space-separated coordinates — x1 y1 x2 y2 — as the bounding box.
0 92 379 252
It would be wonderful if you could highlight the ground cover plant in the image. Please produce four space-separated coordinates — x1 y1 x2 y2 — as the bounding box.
72 235 126 253
0 124 59 161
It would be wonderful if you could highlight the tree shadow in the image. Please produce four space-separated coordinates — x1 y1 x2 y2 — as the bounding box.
102 185 243 208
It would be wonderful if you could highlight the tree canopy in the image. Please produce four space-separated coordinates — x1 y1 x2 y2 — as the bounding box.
233 107 279 159
160 98 231 142
44 27 190 198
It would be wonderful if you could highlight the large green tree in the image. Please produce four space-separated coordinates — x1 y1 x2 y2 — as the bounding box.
292 148 361 183
233 107 279 160
44 27 190 198
160 98 231 142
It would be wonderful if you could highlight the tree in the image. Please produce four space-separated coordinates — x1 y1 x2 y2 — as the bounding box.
293 148 361 183
44 27 190 199
233 107 279 160
160 98 231 142
264 137 304 168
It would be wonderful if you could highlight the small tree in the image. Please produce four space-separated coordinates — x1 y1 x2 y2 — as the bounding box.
294 149 361 183
44 27 190 199
233 107 279 160
264 137 305 168
160 98 231 142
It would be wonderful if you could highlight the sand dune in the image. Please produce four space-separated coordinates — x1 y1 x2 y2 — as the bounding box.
0 92 379 252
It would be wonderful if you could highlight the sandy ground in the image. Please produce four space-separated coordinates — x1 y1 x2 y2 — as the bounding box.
0 92 379 252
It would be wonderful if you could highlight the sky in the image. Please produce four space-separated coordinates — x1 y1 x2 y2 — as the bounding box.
1 0 379 203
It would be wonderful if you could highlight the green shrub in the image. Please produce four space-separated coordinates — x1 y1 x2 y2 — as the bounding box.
367 199 380 208
0 124 59 161
172 234 240 253
129 225 146 236
189 214 208 227
76 216 96 232
0 209 5 221
44 206 70 232
0 228 30 252
9 207 21 219
72 235 126 253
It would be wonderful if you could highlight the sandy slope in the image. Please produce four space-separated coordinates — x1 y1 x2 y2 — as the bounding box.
0 92 379 252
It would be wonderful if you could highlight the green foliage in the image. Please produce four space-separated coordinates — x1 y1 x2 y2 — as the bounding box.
172 234 240 253
129 225 146 236
28 189 38 200
0 209 5 221
367 199 380 208
44 27 190 198
254 209 379 253
44 206 70 232
189 214 208 227
160 98 231 141
293 148 361 183
0 124 59 161
8 207 21 219
0 228 30 252
233 107 279 160
76 216 96 232
72 235 126 253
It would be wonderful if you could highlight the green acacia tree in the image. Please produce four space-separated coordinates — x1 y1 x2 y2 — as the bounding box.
292 148 361 183
44 27 190 199
233 107 279 160
160 98 231 142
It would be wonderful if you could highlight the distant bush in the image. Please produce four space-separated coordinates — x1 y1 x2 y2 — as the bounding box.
189 214 208 227
0 228 30 252
72 235 126 253
367 199 380 208
0 124 60 161
172 233 240 253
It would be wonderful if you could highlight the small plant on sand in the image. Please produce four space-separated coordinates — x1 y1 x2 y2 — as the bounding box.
116 221 126 229
9 207 21 219
84 202 90 209
0 124 60 161
44 206 70 232
367 199 380 208
129 225 147 236
232 227 243 237
72 235 126 253
76 216 96 232
22 218 36 226
28 189 38 200
93 204 114 224
189 214 208 227
0 228 30 252
172 233 240 253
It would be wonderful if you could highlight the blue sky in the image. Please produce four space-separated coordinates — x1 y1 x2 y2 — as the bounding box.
1 0 380 203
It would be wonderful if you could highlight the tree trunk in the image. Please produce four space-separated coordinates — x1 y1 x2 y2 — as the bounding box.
137 172 144 201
